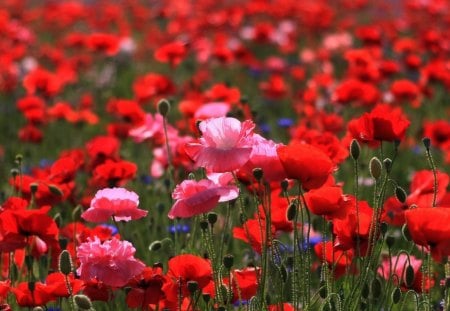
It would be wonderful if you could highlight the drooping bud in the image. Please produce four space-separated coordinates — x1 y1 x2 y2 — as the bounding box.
392 287 401 304
422 137 431 151
287 202 297 221
48 184 63 197
385 236 395 248
395 186 407 203
199 220 209 231
405 265 415 287
149 240 162 251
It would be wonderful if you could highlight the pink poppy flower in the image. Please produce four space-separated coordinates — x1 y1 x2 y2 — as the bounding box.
238 134 285 182
185 117 255 173
81 188 147 222
77 237 145 287
168 179 239 219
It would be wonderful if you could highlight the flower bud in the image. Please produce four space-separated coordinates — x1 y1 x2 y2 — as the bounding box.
252 168 264 181
287 202 297 221
207 212 218 225
371 278 382 298
405 265 415 287
386 236 395 248
74 294 93 310
58 250 73 275
48 184 63 197
350 139 360 160
223 254 234 269
392 287 401 304
383 158 392 173
149 240 162 251
422 137 431 150
199 220 209 231
280 179 289 192
30 183 39 194
10 168 19 178
395 186 407 203
369 157 382 179
157 99 171 117
187 281 198 294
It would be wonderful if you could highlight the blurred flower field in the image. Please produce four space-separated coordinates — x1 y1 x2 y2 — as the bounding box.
0 0 450 310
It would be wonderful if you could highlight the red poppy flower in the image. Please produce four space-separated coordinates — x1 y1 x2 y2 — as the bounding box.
347 104 410 144
333 79 379 106
290 126 349 165
233 218 276 253
304 186 352 220
405 207 450 261
86 33 120 56
11 282 54 307
332 198 373 255
91 159 137 187
390 79 420 104
18 124 43 143
126 266 166 310
132 73 175 103
0 206 59 253
45 272 84 298
162 254 212 304
423 120 450 149
277 142 334 190
154 41 188 67
314 241 354 278
23 68 62 97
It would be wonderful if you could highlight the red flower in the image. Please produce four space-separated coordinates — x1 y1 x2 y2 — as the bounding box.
162 254 212 304
390 79 420 104
91 159 137 187
347 104 410 144
45 272 84 298
86 33 120 56
332 198 373 255
126 266 166 310
132 73 175 103
23 68 62 97
18 124 43 143
304 186 352 220
423 120 450 149
154 41 188 67
277 142 334 190
405 207 450 261
333 79 379 106
0 206 59 253
233 218 276 253
314 241 354 278
11 282 54 307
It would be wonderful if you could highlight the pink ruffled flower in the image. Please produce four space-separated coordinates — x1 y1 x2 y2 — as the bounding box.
128 113 176 143
82 188 147 222
185 117 255 173
168 179 239 219
77 237 145 287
